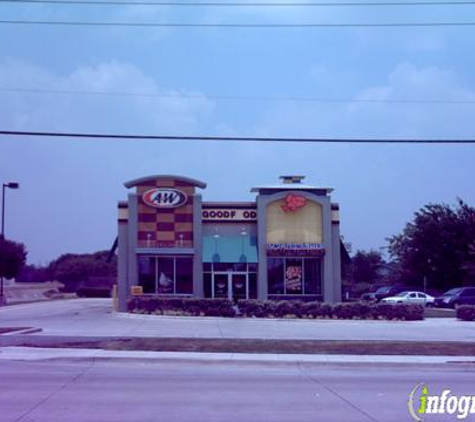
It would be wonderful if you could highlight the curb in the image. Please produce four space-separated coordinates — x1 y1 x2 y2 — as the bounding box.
116 312 457 324
1 347 474 365
2 327 43 335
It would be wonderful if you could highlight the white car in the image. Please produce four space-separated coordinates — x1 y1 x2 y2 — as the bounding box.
381 291 435 306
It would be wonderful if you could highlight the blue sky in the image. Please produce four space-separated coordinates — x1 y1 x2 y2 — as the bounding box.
1 1 474 264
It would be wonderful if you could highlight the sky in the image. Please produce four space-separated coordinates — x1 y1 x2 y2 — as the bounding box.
0 0 475 265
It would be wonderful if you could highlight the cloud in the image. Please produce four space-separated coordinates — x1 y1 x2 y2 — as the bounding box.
0 59 215 133
253 62 475 138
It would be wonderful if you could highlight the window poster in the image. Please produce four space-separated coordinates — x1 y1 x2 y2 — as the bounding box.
285 265 302 293
158 271 173 293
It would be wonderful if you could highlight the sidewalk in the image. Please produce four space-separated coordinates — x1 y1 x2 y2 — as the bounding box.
1 346 474 365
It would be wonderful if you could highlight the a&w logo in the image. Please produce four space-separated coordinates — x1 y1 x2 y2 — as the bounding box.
142 188 187 208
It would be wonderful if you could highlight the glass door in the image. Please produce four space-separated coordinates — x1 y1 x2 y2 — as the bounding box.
212 272 248 300
213 273 229 299
231 274 247 300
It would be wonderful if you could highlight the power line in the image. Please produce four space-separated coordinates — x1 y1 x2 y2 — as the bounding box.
1 130 474 143
2 0 475 6
1 19 475 27
2 86 475 105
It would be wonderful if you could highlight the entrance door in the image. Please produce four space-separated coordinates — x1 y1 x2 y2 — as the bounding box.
213 273 229 299
212 272 248 300
231 274 247 300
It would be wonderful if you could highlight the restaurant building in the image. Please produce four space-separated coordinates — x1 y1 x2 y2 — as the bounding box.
117 175 342 311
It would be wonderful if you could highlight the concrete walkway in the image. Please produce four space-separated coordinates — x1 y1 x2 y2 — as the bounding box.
1 298 474 342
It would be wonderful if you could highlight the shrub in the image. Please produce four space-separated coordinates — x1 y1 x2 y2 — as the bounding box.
238 300 276 318
456 305 475 321
252 300 421 320
275 300 303 318
301 301 320 318
126 297 424 321
319 303 333 318
332 302 372 319
127 297 235 317
370 303 424 321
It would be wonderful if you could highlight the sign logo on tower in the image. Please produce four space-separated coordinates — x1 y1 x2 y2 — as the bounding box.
142 188 188 208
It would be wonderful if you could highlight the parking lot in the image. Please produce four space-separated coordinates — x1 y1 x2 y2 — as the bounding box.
0 299 473 342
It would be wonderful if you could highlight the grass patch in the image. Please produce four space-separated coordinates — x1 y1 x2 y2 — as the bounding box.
18 338 475 356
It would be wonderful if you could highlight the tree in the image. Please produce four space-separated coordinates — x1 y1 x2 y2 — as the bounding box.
17 264 52 283
388 199 475 292
343 249 386 298
0 235 27 280
349 250 385 285
48 250 117 291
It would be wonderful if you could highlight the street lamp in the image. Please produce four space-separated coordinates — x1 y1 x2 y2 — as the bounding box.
2 182 20 238
1 181 20 306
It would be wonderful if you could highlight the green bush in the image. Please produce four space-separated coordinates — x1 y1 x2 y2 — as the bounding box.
456 305 475 321
332 302 372 319
238 300 423 320
127 297 424 321
370 303 424 321
238 300 276 318
127 297 236 317
275 300 305 318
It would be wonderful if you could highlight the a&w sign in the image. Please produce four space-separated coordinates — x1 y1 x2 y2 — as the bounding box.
142 188 188 208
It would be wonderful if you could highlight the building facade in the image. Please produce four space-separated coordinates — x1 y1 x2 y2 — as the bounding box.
117 175 342 311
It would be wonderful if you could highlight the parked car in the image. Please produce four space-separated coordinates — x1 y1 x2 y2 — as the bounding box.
360 292 377 302
374 285 407 302
434 287 475 308
381 291 435 306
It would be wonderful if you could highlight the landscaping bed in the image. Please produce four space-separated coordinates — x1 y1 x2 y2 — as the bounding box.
18 337 475 356
128 297 425 321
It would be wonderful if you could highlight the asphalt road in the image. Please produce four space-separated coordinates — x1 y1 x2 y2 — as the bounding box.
0 299 473 342
1 359 474 422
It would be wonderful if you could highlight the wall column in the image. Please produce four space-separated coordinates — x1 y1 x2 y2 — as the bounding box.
193 194 204 297
117 216 129 312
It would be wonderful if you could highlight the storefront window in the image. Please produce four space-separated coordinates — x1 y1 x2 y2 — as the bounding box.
268 257 322 296
138 256 193 295
304 258 321 295
138 256 156 294
249 273 257 299
176 257 193 294
203 273 212 298
268 258 284 294
248 263 258 272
